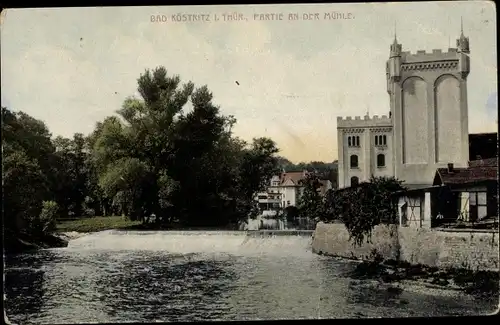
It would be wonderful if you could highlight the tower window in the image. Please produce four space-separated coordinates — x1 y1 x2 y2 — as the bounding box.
375 135 387 147
350 176 359 187
377 154 386 167
348 135 360 147
350 155 359 169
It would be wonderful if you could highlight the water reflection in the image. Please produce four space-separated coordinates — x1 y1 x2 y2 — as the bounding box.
93 254 239 322
4 266 45 322
3 232 497 324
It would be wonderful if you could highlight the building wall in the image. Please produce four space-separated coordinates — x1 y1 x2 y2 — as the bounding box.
337 116 394 188
389 48 469 185
312 222 499 271
435 75 463 163
282 186 298 207
402 76 429 164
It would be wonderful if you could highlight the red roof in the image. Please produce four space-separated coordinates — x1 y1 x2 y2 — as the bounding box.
435 166 498 185
280 171 307 186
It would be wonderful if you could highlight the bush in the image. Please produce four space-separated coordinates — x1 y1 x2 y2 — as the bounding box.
83 208 96 217
30 200 59 236
323 176 405 246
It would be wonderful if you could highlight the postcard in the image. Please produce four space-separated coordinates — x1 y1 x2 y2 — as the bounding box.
1 2 498 323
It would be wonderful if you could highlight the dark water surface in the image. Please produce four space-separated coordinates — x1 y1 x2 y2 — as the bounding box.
4 230 497 323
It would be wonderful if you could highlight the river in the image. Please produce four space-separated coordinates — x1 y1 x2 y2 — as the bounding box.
3 230 496 323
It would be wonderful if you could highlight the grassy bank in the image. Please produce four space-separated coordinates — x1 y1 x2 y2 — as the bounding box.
55 216 142 233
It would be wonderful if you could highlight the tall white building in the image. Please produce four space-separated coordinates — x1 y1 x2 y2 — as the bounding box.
338 26 470 189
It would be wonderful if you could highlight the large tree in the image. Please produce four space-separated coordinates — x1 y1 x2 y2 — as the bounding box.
2 107 55 234
90 66 280 227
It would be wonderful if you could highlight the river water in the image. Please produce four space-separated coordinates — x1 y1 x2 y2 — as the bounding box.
4 230 497 323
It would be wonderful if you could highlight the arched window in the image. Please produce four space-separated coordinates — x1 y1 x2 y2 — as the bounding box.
350 176 359 187
348 136 351 146
377 154 386 167
356 136 360 147
382 135 387 146
350 154 358 168
375 135 379 146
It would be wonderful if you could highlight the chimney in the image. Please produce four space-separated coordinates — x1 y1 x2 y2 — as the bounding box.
447 163 454 173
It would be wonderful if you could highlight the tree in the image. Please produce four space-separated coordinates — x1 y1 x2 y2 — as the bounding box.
280 159 338 189
2 107 54 235
89 66 280 227
51 133 89 218
297 172 324 220
322 176 405 246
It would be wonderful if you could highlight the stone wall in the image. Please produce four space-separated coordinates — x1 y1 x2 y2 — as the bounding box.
312 222 499 271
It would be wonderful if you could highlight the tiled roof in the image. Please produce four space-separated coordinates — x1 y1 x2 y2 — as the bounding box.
280 171 307 186
468 157 498 167
435 166 498 185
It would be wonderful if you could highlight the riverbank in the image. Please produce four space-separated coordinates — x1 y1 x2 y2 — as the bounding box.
54 216 245 233
4 230 69 255
55 216 142 233
326 251 500 299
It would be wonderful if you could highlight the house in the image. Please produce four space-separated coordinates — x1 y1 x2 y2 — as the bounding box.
280 170 308 207
254 170 333 214
394 160 498 228
432 162 497 223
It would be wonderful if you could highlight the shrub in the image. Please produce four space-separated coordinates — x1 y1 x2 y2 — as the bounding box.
323 176 405 246
83 208 96 217
30 200 59 236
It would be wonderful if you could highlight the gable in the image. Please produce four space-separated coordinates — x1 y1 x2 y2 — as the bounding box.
282 178 296 186
432 171 443 186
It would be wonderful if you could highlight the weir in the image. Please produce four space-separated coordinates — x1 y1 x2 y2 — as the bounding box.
64 230 314 256
246 230 314 237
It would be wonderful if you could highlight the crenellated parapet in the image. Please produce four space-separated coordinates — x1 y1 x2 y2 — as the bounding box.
337 114 393 128
401 48 460 63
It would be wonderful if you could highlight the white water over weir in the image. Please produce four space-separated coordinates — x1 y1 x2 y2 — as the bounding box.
66 230 314 256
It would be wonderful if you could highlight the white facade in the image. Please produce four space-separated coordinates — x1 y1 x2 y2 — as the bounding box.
255 172 332 211
337 28 471 189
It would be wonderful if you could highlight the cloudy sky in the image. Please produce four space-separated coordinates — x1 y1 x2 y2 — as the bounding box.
1 2 497 163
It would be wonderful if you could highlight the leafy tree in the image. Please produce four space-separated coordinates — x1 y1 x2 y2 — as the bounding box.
297 173 325 220
281 159 338 189
51 133 89 218
35 201 59 236
322 176 405 246
90 66 280 227
2 107 54 235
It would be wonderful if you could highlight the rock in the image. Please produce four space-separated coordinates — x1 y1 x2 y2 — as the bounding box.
4 232 68 255
386 286 404 294
40 234 68 248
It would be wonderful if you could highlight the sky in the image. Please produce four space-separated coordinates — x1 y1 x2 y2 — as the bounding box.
1 2 497 163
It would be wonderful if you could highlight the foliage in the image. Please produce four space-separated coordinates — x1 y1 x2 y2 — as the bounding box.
2 108 53 235
2 66 284 248
35 201 59 236
322 176 406 246
89 66 280 227
296 173 325 220
278 158 338 189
